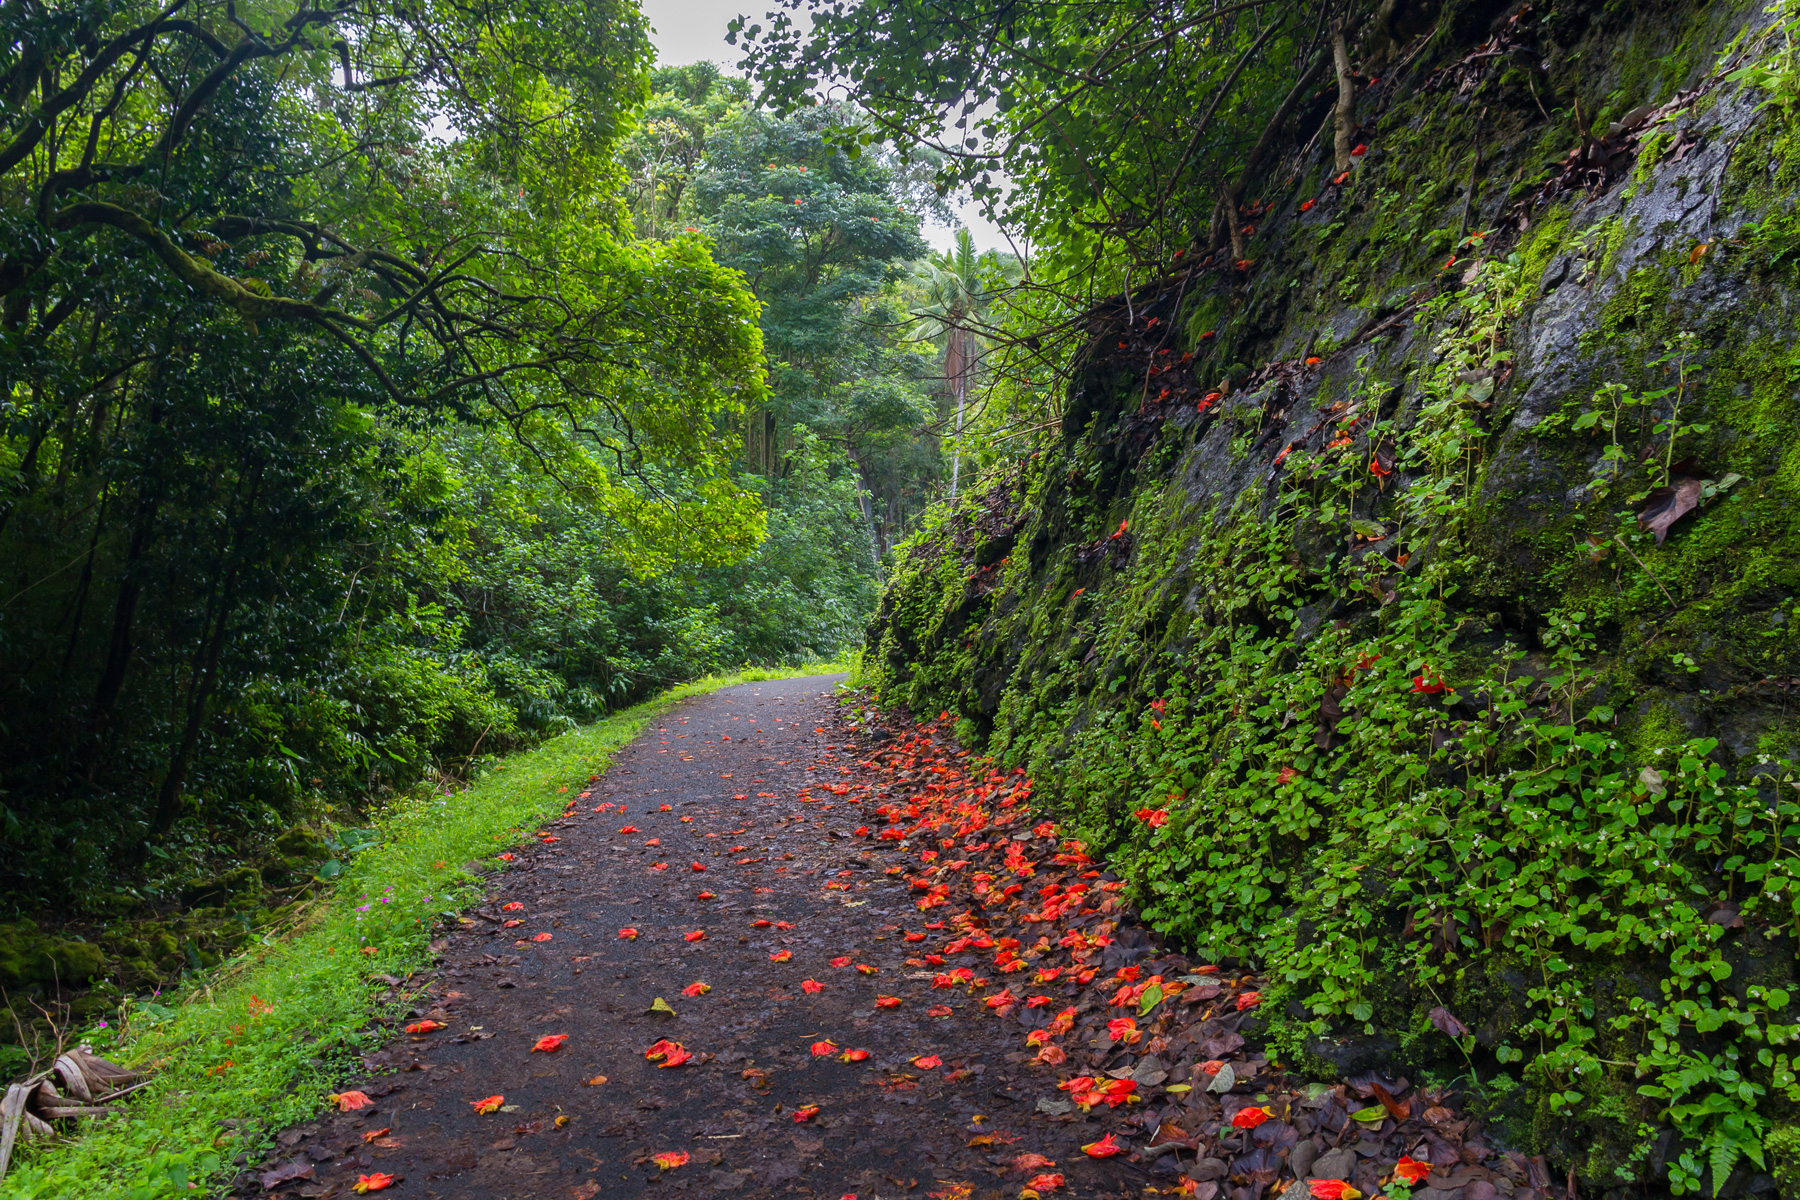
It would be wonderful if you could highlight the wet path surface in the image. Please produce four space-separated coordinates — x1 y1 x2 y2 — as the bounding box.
244 677 1109 1199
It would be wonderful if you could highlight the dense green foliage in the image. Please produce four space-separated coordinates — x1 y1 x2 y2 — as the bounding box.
0 3 896 909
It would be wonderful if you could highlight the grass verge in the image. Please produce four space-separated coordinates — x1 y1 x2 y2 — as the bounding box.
0 663 849 1199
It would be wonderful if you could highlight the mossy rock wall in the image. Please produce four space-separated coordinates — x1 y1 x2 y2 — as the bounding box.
867 2 1800 1195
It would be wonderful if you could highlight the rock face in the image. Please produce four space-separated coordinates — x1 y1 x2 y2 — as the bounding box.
866 1 1800 1194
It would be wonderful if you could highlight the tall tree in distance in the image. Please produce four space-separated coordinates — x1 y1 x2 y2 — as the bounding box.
910 228 1021 497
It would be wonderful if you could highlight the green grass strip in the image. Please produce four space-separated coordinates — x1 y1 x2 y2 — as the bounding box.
1 664 848 1200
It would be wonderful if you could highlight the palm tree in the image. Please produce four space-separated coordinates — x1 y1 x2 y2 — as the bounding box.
911 228 1019 498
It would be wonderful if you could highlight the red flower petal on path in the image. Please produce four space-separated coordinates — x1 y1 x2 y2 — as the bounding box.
682 982 711 996
353 1174 396 1193
1394 1156 1432 1184
502 919 524 929
692 862 706 871
1231 1105 1272 1128
793 1104 820 1122
501 902 524 912
659 1047 692 1067
831 956 852 967
471 1095 503 1114
618 927 638 940
651 862 668 871
532 932 552 942
876 996 902 1008
684 930 705 942
532 1034 568 1052
697 891 716 900
1236 990 1262 1010
1015 1152 1056 1171
329 1091 373 1111
840 1048 870 1062
1034 1044 1067 1065
811 1040 838 1056
753 919 772 928
801 979 824 994
619 826 639 834
856 963 878 975
770 949 793 962
404 1020 443 1034
644 838 660 847
659 803 672 811
904 931 925 942
1309 1182 1362 1200
1027 1174 1066 1193
911 1055 941 1069
496 853 514 861
733 793 748 800
928 1005 953 1017
653 1151 690 1171
1082 1134 1123 1157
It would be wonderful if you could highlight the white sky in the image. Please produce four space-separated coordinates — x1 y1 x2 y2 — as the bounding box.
640 0 1009 254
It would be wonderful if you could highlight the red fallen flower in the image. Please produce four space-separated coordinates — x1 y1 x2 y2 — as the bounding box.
985 989 1016 1010
496 853 514 861
1233 258 1255 270
1333 170 1351 184
1300 199 1317 212
659 803 672 811
1025 1029 1053 1047
1028 1173 1066 1192
811 1039 839 1056
1231 1105 1272 1128
539 835 558 843
697 891 716 900
1326 434 1353 450
532 1034 568 1053
1134 807 1168 828
471 1094 504 1114
1273 443 1294 467
502 918 524 929
841 1048 870 1062
1026 994 1053 1008
691 862 706 872
1106 1018 1140 1043
801 979 824 993
1115 966 1142 982
1443 256 1458 270
856 963 879 974
831 956 853 968
1198 1059 1225 1076
329 1090 373 1111
651 862 668 871
1309 1182 1362 1200
1082 1134 1123 1158
793 1105 821 1122
684 930 705 942
644 838 660 846
928 1005 954 1017
501 902 524 912
856 825 871 836
1394 1156 1432 1185
653 1151 690 1171
1035 1043 1067 1065
770 949 794 962
1305 356 1322 366
531 932 552 942
1351 143 1368 156
405 1020 444 1034
619 826 639 834
618 927 639 940
353 1173 396 1193
1411 673 1448 694
1277 766 1297 785
1200 329 1216 339
1369 453 1393 478
682 982 711 996
911 1054 942 1069
1107 519 1129 540
1236 991 1262 1010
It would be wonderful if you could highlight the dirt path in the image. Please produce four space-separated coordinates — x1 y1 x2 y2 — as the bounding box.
241 677 1123 1199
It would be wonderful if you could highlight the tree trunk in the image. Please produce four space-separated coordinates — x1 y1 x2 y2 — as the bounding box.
1332 23 1357 173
